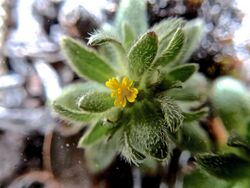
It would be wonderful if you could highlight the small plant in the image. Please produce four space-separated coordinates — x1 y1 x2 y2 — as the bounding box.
52 0 250 187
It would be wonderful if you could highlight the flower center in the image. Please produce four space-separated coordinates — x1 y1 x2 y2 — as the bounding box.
105 76 138 107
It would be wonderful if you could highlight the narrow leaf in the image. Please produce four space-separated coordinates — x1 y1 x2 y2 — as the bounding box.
174 19 204 64
157 96 184 132
61 37 116 83
196 153 250 180
88 30 122 46
78 121 112 147
154 28 185 67
151 17 186 41
78 92 114 113
165 64 198 82
163 73 208 101
159 64 198 89
115 0 147 37
128 32 158 80
52 82 102 122
183 108 209 122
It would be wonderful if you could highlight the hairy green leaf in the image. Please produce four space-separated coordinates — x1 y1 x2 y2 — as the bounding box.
115 0 147 37
88 30 122 46
122 132 146 165
128 102 170 160
196 153 250 180
128 32 158 80
88 31 127 72
52 82 102 122
164 73 208 101
61 37 116 83
174 19 204 64
84 136 118 173
78 92 114 113
183 170 230 188
178 122 210 153
154 28 185 67
159 64 198 89
78 121 112 147
183 108 208 122
157 96 184 132
151 17 186 41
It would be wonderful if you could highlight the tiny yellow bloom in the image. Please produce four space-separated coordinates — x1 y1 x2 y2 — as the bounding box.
106 76 138 107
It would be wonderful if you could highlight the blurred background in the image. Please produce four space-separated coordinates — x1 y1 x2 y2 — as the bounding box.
0 0 250 187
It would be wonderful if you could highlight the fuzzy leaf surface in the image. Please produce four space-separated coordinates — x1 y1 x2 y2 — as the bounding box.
159 64 198 89
78 92 114 113
122 132 146 164
128 102 170 160
115 0 147 37
164 73 207 101
61 37 116 83
183 170 230 188
151 18 185 41
196 153 250 180
178 122 210 153
154 28 184 67
183 108 208 122
88 31 122 46
174 19 204 64
78 121 112 147
84 136 118 173
157 96 183 132
52 82 102 122
128 32 158 80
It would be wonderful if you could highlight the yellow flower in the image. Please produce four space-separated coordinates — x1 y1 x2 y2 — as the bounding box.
106 76 138 107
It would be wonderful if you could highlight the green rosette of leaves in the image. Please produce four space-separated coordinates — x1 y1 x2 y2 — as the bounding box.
52 0 208 173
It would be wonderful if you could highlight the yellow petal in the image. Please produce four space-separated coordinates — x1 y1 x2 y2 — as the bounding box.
106 77 119 90
126 88 138 102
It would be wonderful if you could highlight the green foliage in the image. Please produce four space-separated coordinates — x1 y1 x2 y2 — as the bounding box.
157 96 184 132
78 92 114 113
196 153 250 180
178 122 211 153
227 132 250 153
159 63 198 90
78 121 113 147
128 32 158 80
128 102 171 160
53 0 208 175
84 136 119 173
183 108 208 122
52 82 102 122
153 28 184 67
165 73 208 101
183 170 230 188
175 18 204 64
61 37 116 83
114 0 147 37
